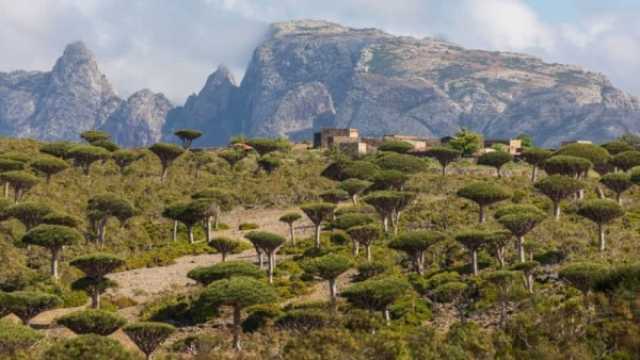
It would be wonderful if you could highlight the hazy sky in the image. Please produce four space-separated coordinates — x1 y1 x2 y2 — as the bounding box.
2 0 640 103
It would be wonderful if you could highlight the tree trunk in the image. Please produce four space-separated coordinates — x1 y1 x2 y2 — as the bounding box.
160 166 168 183
267 253 274 284
91 289 101 309
206 216 212 242
383 216 389 233
616 192 622 205
517 236 526 263
352 240 359 256
366 245 372 263
289 224 295 245
472 250 479 276
554 202 561 220
442 165 447 176
14 187 21 203
257 250 264 269
393 211 402 235
531 166 538 183
51 249 59 280
329 278 337 310
479 205 486 224
416 252 424 275
578 189 585 200
314 225 321 248
384 308 391 326
188 226 194 244
526 273 534 294
496 247 505 268
2 182 7 198
599 224 606 252
596 186 605 199
222 252 227 262
233 305 242 351
497 167 502 178
172 220 178 242
98 219 107 248
351 194 358 206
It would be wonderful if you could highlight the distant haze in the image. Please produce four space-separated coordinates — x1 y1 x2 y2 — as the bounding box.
1 0 639 103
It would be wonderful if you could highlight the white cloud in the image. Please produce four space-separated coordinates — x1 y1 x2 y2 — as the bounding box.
1 0 640 102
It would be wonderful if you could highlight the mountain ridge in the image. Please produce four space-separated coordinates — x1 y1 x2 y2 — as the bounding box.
1 20 639 147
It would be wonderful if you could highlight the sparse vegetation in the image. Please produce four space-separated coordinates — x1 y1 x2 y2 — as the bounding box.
0 131 639 358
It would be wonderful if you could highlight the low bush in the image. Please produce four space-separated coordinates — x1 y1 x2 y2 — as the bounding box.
125 242 213 269
239 223 260 231
44 334 134 360
57 309 126 335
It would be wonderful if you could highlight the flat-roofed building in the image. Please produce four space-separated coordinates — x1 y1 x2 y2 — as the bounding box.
383 134 441 152
313 128 359 149
484 138 523 156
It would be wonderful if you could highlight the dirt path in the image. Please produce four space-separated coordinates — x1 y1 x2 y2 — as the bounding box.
27 207 312 328
107 207 313 304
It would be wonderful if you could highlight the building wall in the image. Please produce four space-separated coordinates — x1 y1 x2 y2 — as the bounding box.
314 128 359 148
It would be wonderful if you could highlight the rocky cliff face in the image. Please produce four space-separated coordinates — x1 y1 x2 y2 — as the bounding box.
162 66 239 146
0 42 169 145
229 20 640 147
101 89 172 147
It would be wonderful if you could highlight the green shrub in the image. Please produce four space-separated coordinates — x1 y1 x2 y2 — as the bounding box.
44 334 134 360
238 222 259 231
126 241 212 269
275 309 332 331
124 322 176 359
141 294 216 326
354 262 390 282
241 304 283 333
57 309 126 335
344 309 384 333
0 319 43 357
0 290 62 323
188 261 264 285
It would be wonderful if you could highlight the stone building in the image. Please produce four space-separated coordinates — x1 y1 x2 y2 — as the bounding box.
383 134 441 151
484 139 523 155
313 128 359 148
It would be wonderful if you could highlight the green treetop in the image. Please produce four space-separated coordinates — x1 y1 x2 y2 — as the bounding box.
174 129 203 149
449 129 483 157
22 224 82 279
389 230 445 275
199 277 278 351
477 151 513 178
148 143 185 182
457 182 511 223
577 199 624 252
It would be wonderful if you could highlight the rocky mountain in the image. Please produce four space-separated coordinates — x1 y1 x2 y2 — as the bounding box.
101 89 172 147
225 20 640 147
0 42 169 145
1 21 640 147
161 66 240 146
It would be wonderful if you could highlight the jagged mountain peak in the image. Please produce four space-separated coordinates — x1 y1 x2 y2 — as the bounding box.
61 41 94 61
101 88 172 147
0 41 171 144
201 65 237 94
128 88 170 102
